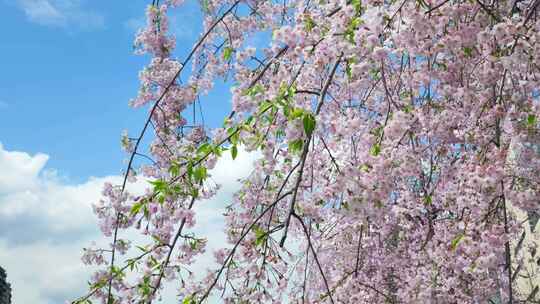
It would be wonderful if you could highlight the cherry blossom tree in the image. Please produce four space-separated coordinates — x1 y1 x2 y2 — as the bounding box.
74 0 540 303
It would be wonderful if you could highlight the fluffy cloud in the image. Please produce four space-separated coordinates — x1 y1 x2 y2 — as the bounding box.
0 143 258 303
15 0 105 29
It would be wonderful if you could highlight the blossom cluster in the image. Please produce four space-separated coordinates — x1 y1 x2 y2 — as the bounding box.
76 0 539 303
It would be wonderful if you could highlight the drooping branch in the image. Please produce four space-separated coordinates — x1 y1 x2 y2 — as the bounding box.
199 190 293 303
279 55 342 247
103 1 241 301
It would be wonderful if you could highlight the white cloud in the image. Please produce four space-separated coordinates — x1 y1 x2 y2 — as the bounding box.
0 239 96 304
0 143 48 195
15 0 104 30
0 143 134 303
0 143 258 303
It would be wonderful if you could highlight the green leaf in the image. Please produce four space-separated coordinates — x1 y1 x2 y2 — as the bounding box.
275 129 285 138
111 266 125 279
370 126 383 137
197 142 212 155
226 126 236 136
289 139 304 154
345 58 356 79
245 84 264 97
151 235 163 245
370 143 381 156
186 161 194 179
191 188 199 198
527 114 537 126
136 245 147 252
369 68 381 80
231 145 238 160
182 295 194 304
169 161 180 177
229 131 239 146
90 278 106 289
345 17 363 43
278 83 288 97
259 100 273 113
253 225 267 246
290 108 305 120
359 164 371 172
130 201 144 216
127 258 136 271
450 234 464 251
350 17 362 28
223 46 233 61
139 275 152 296
193 166 207 183
287 85 296 99
352 0 363 13
241 123 253 133
200 0 210 13
424 195 432 205
213 144 223 157
305 15 316 31
303 113 316 137
149 179 167 193
403 104 413 113
282 104 291 118
463 47 473 58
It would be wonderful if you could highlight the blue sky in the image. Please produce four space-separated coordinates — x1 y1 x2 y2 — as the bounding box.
0 1 252 303
0 0 233 183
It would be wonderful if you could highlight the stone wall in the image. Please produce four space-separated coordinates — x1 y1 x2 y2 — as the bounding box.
511 207 539 302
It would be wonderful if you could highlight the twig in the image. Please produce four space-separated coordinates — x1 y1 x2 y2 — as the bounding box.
279 55 342 247
425 0 452 14
198 190 293 302
292 213 335 304
501 181 513 304
354 225 364 277
147 194 197 303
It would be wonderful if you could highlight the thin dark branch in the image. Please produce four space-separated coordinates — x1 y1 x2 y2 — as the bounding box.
320 137 341 174
280 55 342 247
354 225 364 277
524 0 540 26
502 181 514 304
147 194 197 303
199 190 293 302
425 0 452 14
292 213 335 304
302 220 311 304
475 0 501 22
